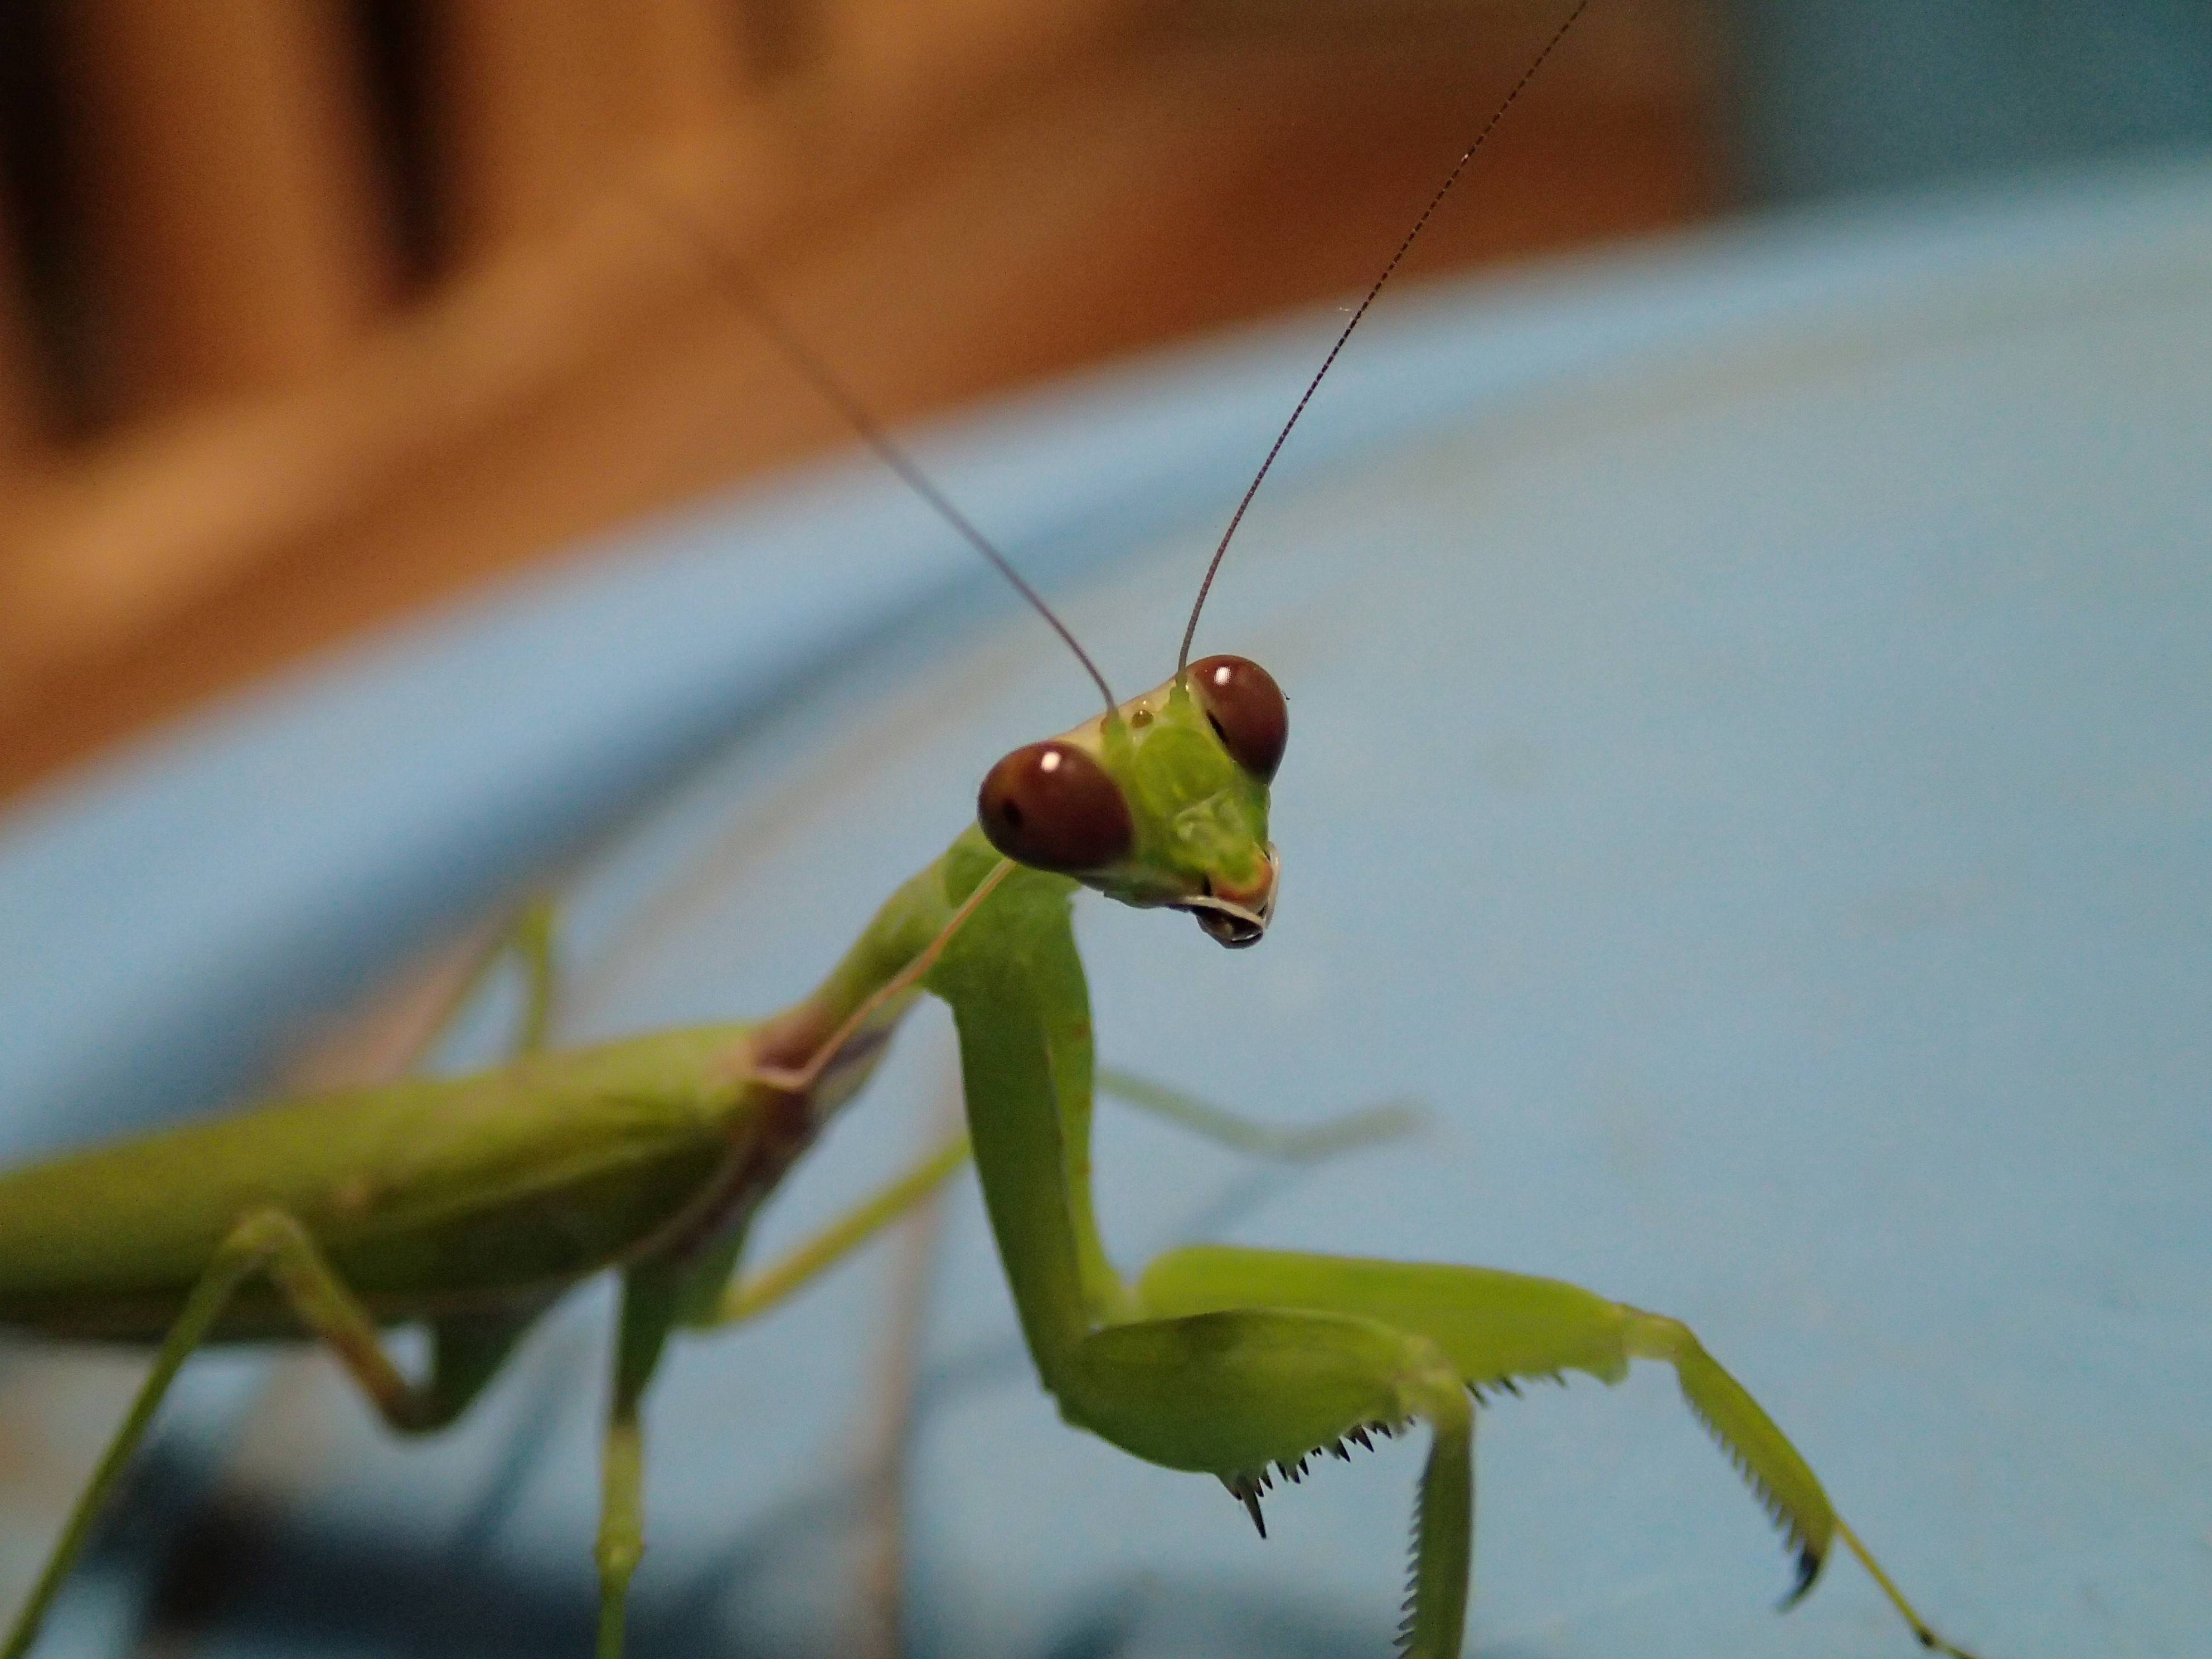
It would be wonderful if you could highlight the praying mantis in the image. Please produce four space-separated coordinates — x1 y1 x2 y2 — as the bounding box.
0 11 1996 1659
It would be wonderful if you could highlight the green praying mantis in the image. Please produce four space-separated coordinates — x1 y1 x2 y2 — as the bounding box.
0 11 1992 1658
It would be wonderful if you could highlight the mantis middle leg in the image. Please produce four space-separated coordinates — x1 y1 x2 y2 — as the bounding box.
594 1260 688 1659
697 1068 1417 1329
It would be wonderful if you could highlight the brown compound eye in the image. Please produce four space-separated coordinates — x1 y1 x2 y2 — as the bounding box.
1187 655 1288 782
977 741 1134 872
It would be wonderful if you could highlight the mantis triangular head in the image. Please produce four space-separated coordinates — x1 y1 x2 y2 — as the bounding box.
976 655 1284 946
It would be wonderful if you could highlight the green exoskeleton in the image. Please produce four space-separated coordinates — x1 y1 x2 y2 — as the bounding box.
0 9 1988 1657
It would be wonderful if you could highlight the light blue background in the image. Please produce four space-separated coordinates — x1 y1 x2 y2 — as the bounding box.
1 158 2206 1657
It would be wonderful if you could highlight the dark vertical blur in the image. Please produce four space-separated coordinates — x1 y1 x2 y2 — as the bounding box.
348 0 442 288
1726 1 2212 202
0 1 83 433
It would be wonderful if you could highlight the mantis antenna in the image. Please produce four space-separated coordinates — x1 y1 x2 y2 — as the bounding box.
634 194 1121 717
1175 0 1594 676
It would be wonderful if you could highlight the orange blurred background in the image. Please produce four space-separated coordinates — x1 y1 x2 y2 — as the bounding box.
0 0 1723 803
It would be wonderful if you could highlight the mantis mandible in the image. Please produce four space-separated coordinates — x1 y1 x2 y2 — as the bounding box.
0 9 1988 1656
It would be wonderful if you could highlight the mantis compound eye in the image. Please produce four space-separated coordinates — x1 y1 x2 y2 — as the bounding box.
978 741 1134 873
1188 655 1288 783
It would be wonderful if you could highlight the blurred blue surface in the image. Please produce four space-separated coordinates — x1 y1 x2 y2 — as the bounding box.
2 157 2208 1657
1726 1 2212 203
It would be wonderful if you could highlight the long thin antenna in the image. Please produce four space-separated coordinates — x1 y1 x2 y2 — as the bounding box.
634 195 1119 716
1176 0 1593 675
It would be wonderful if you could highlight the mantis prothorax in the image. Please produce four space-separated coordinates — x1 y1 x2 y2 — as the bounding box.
0 7 1987 1656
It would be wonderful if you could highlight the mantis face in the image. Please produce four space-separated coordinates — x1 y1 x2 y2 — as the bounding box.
977 656 1286 947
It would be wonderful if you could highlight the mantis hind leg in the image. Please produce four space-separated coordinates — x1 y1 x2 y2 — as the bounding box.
1134 1243 1982 1659
418 894 561 1064
1095 1065 1422 1162
2 1210 535 1659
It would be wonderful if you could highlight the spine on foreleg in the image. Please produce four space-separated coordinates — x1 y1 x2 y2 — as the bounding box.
1625 1309 1833 1599
1397 1370 1473 1658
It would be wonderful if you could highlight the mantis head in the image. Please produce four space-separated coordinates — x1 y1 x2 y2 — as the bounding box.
977 656 1285 947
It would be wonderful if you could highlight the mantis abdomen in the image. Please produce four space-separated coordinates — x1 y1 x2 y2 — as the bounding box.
0 1023 761 1342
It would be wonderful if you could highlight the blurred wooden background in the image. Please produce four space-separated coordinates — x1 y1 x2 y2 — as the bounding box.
0 0 1722 803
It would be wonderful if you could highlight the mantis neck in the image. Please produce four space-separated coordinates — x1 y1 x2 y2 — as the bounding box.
750 826 1002 1075
750 827 1129 1354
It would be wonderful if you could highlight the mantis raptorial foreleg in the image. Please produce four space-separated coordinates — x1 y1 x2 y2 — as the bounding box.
1057 1308 1477 1659
1133 1244 1982 1659
1 1210 536 1659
